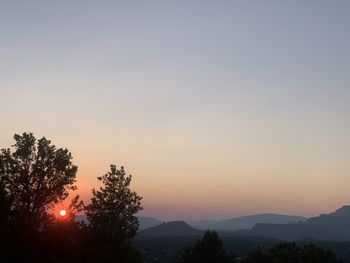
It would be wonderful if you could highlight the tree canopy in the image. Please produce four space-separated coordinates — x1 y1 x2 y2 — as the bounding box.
178 231 235 263
0 133 144 263
0 132 78 232
85 164 143 262
241 242 340 263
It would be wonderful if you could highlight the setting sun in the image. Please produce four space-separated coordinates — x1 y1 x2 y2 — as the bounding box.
59 209 67 217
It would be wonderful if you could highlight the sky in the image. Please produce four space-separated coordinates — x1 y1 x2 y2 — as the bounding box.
1 1 350 221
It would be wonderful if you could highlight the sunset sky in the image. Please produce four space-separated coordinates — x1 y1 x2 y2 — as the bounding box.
1 1 350 220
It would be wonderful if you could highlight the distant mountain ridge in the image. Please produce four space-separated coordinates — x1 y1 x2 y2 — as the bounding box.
76 213 306 232
138 216 162 230
138 221 202 237
136 214 306 237
79 205 350 241
189 213 306 231
233 205 350 241
74 215 162 230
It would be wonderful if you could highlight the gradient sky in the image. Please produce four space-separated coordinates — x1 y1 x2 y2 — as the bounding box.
1 1 350 221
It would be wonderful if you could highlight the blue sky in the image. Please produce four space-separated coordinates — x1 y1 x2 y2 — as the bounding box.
1 1 350 220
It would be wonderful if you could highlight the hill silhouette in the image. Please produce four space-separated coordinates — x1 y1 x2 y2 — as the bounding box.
138 221 202 237
78 206 350 241
189 213 305 231
234 205 350 241
75 215 162 230
138 217 163 230
304 205 350 227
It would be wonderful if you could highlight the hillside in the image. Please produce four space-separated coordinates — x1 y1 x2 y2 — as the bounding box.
233 206 350 241
139 217 163 230
74 215 162 230
138 221 202 237
189 213 306 231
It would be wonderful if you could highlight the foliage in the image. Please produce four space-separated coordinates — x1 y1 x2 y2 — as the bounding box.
85 164 143 240
178 231 235 263
0 132 80 262
0 132 77 232
85 164 143 262
269 242 301 262
300 243 340 263
241 246 269 263
241 242 340 263
0 133 143 263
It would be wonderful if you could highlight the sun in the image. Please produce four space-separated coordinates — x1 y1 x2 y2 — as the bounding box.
59 209 67 217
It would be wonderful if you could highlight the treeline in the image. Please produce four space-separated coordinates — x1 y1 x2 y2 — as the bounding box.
178 231 341 263
0 133 142 263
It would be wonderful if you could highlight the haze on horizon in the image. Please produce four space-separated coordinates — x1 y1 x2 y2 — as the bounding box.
1 1 350 221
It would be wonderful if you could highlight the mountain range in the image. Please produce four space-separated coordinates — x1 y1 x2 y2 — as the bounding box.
77 205 350 241
137 213 306 237
188 214 305 231
138 217 163 230
77 213 305 232
238 205 350 241
138 221 201 237
138 205 350 241
75 215 162 230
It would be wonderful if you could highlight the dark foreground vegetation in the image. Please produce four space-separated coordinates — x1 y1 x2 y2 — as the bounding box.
241 242 339 263
0 133 348 263
136 234 347 263
0 133 142 263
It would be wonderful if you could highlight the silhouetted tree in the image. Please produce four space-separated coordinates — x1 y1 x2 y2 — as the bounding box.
0 132 79 262
0 132 77 233
85 164 143 263
178 231 235 263
0 133 146 263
